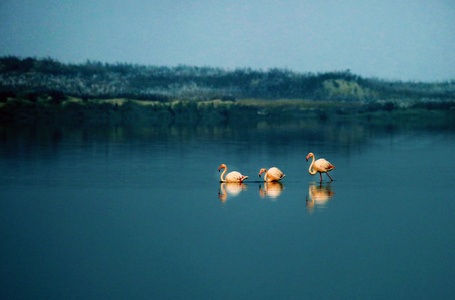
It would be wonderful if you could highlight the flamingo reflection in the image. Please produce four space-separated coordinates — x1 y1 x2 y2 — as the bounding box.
218 182 248 203
259 182 284 200
306 183 335 213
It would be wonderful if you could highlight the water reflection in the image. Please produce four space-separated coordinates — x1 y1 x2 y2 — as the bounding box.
218 182 248 203
0 119 385 159
306 183 335 213
259 182 284 200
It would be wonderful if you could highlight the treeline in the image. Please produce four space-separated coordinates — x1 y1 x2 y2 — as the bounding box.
1 56 454 102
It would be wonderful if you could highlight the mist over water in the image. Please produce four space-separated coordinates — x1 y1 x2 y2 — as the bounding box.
1 123 455 299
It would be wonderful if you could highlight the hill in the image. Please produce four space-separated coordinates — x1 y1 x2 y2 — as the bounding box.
1 56 454 102
0 56 454 129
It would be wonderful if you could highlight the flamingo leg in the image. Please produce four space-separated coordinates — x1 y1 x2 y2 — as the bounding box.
319 172 323 182
326 173 333 181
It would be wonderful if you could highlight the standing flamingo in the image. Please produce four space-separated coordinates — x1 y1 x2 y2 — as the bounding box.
259 167 285 182
306 152 335 181
218 164 248 183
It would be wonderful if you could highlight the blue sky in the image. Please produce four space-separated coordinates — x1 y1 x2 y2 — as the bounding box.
1 0 454 81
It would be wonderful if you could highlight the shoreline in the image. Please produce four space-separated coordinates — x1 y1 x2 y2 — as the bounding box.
1 97 455 131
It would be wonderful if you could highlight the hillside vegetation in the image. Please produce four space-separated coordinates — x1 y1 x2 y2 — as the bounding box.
1 56 454 102
1 56 454 128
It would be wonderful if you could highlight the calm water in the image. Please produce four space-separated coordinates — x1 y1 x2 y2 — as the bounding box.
1 124 455 299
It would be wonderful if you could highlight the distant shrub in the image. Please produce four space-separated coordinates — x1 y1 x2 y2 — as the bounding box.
0 91 15 102
383 101 396 111
412 101 455 110
26 92 39 103
49 90 66 104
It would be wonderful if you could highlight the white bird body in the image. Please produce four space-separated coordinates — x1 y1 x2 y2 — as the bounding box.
259 167 285 182
219 164 248 183
313 159 333 173
306 152 335 181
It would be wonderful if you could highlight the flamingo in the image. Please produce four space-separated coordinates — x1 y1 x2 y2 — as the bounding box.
306 152 335 181
218 164 248 183
259 167 285 182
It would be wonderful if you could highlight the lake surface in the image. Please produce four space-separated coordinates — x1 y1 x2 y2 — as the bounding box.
1 123 455 299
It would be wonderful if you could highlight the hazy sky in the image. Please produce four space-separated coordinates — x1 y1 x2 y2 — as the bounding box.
1 0 454 81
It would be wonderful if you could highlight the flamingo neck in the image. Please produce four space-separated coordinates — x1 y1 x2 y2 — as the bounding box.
264 170 269 182
220 167 227 182
308 155 317 175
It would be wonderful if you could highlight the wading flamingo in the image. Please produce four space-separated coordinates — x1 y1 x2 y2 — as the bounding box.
218 164 248 183
259 167 285 182
306 152 335 181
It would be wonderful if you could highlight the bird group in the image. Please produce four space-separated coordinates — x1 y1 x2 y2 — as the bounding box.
218 152 335 183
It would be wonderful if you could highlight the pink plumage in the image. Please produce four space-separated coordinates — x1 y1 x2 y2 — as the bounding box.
218 164 248 183
306 153 335 181
259 167 285 182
